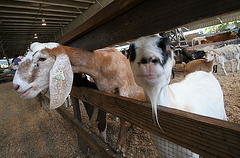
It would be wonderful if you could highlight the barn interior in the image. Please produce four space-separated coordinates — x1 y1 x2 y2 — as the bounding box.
0 0 239 58
0 0 240 158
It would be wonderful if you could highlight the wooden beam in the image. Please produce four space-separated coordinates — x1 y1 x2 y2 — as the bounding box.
58 0 240 51
0 0 82 14
57 0 145 46
15 0 92 8
0 7 79 18
40 92 121 158
0 14 73 21
71 87 240 158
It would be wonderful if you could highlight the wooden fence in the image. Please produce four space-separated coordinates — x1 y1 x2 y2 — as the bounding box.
38 0 240 157
40 86 240 158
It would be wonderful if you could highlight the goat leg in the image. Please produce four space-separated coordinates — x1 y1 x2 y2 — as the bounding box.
116 118 127 156
88 107 99 132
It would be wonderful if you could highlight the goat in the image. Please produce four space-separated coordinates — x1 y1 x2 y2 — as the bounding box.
192 31 237 46
13 42 145 155
205 44 240 75
183 59 214 77
129 35 227 158
176 48 205 63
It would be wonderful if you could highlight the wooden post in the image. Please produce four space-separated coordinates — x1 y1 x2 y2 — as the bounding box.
70 96 88 155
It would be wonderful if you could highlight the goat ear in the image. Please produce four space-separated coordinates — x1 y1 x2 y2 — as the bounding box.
49 53 73 109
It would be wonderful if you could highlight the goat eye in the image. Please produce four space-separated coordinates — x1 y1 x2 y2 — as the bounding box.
38 58 47 61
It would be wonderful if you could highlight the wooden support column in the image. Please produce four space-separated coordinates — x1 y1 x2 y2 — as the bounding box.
70 96 88 155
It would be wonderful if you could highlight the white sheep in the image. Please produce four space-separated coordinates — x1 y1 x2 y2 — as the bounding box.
129 35 227 158
183 59 214 77
13 42 145 155
205 44 240 75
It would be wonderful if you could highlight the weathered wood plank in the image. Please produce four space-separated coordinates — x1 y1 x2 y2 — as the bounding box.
59 0 240 51
70 87 240 158
57 0 145 45
40 92 121 158
56 107 121 158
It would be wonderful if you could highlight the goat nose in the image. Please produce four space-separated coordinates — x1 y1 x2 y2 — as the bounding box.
14 85 20 91
138 56 160 64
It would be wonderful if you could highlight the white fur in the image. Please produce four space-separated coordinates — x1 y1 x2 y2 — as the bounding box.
130 35 227 158
13 42 71 109
13 42 145 155
205 44 240 75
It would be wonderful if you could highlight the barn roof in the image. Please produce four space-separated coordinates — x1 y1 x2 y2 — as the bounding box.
0 0 113 58
0 0 239 58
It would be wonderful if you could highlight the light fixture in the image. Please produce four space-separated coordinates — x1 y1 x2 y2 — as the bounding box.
34 34 38 39
42 19 47 26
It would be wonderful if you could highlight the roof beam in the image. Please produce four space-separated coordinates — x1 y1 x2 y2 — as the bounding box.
0 28 59 31
0 23 64 27
60 0 240 51
15 0 93 8
0 7 79 18
0 0 83 13
0 19 69 24
0 26 62 29
0 14 73 21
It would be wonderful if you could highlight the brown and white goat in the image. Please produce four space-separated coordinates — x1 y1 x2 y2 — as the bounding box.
13 42 145 154
183 59 214 77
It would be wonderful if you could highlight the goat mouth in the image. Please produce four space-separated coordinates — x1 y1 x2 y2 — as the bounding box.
20 87 33 98
137 74 159 79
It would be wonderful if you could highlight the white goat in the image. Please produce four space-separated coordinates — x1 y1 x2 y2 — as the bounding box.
129 35 227 158
205 44 240 75
13 42 145 155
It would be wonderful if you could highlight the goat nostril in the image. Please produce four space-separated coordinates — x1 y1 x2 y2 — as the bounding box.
140 57 149 64
14 85 20 91
138 56 159 64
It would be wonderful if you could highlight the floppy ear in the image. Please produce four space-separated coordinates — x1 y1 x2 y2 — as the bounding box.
49 53 73 109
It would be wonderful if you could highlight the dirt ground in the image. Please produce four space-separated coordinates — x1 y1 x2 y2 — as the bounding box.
0 61 239 158
0 82 84 158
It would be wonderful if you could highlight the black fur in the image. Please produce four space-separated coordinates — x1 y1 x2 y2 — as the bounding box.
192 50 205 59
128 44 136 62
73 73 106 132
157 37 172 66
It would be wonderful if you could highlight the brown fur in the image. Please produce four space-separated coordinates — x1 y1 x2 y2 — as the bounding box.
183 59 214 77
56 45 145 100
47 45 145 153
205 31 237 43
194 31 237 45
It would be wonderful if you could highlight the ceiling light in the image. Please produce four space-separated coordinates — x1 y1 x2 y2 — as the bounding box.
42 19 47 26
34 34 38 39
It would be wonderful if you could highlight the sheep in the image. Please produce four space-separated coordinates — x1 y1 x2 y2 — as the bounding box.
128 35 227 158
183 59 214 77
12 42 145 155
205 44 240 75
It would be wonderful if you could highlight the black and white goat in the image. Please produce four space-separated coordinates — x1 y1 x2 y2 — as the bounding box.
129 35 227 158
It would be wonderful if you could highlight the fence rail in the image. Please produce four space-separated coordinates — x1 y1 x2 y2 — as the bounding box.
40 86 240 157
70 87 240 158
39 92 121 158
